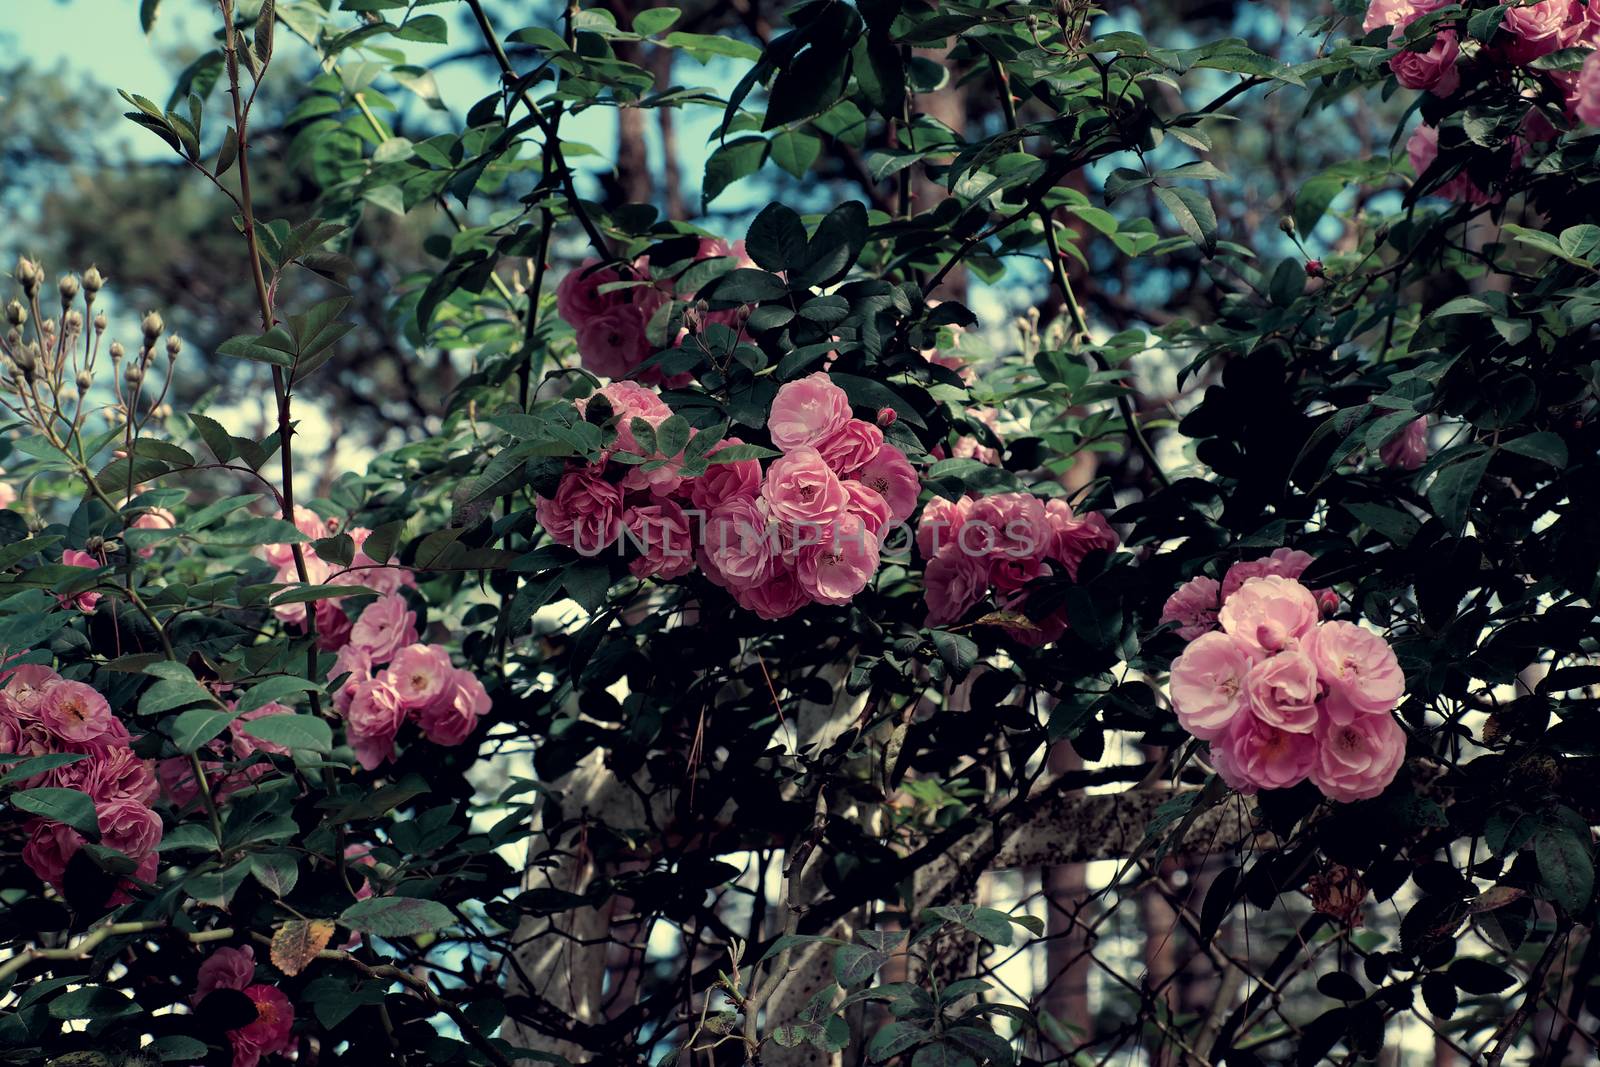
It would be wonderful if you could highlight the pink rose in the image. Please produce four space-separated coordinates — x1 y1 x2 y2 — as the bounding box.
5 663 62 712
1573 50 1600 125
348 594 419 664
556 259 628 325
97 797 163 891
128 506 177 558
923 545 992 627
917 495 973 559
816 419 884 476
842 480 893 538
417 668 489 746
990 552 1051 595
535 465 624 555
58 549 101 614
1244 651 1322 734
851 443 920 523
1379 417 1429 470
762 447 849 528
624 501 697 580
1503 0 1575 60
768 372 851 452
734 562 812 621
0 482 15 509
262 505 328 569
1048 507 1119 579
1220 548 1315 601
382 644 454 711
1162 576 1222 641
1306 621 1406 723
576 304 653 379
1363 0 1442 33
1389 27 1460 96
796 513 880 605
58 747 157 805
1215 714 1318 792
1169 631 1254 740
970 494 1051 564
346 677 406 771
230 984 296 1067
327 644 374 715
314 598 354 651
195 945 256 1005
587 380 672 448
22 818 82 890
704 497 778 587
1406 123 1490 204
1218 576 1320 658
1312 713 1406 802
688 437 762 511
36 680 116 744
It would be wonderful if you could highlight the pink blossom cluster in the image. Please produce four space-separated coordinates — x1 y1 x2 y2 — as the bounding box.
916 492 1118 644
326 596 490 770
1162 567 1407 802
193 946 296 1067
1376 0 1600 201
533 373 921 620
1 664 162 898
263 505 416 651
556 239 752 383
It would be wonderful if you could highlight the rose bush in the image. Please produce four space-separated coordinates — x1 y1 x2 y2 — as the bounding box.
0 0 1597 1065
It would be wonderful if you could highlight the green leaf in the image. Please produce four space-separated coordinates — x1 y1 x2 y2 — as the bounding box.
1536 826 1594 914
216 327 297 366
171 707 236 753
236 675 324 712
141 676 219 716
250 852 300 897
770 129 823 178
241 714 333 754
662 31 761 61
745 203 810 272
1427 449 1490 534
395 13 447 42
703 137 769 208
11 787 99 835
1501 432 1568 468
1154 185 1218 256
141 0 161 33
340 896 457 937
633 6 681 34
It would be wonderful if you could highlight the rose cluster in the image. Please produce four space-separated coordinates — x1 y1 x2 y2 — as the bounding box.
916 491 1119 644
2 664 162 899
159 700 297 811
1161 558 1407 802
534 373 921 620
263 512 490 769
556 239 750 382
1372 0 1600 201
193 946 296 1067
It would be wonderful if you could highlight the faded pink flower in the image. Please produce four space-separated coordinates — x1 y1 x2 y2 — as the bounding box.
230 983 296 1067
1312 713 1406 801
1573 50 1600 125
796 513 880 605
346 677 405 771
128 506 177 558
762 447 849 528
1307 621 1406 723
61 747 157 805
1379 417 1429 470
417 669 489 746
1406 123 1490 203
687 437 762 511
1503 0 1575 60
624 501 697 580
576 304 653 379
734 561 812 620
5 663 61 713
703 497 778 587
1170 631 1254 740
816 419 884 476
768 373 852 452
315 599 354 651
1050 508 1119 579
348 594 419 664
97 797 162 890
1244 651 1322 734
1221 548 1316 601
970 493 1051 564
328 644 374 715
1389 27 1460 96
535 465 624 555
36 680 115 745
58 549 101 614
22 818 82 890
194 945 257 1005
1162 576 1223 641
1363 0 1441 33
842 480 893 538
852 443 919 523
556 259 628 324
383 644 454 711
1216 713 1318 792
917 495 973 560
923 545 992 627
1218 576 1320 658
